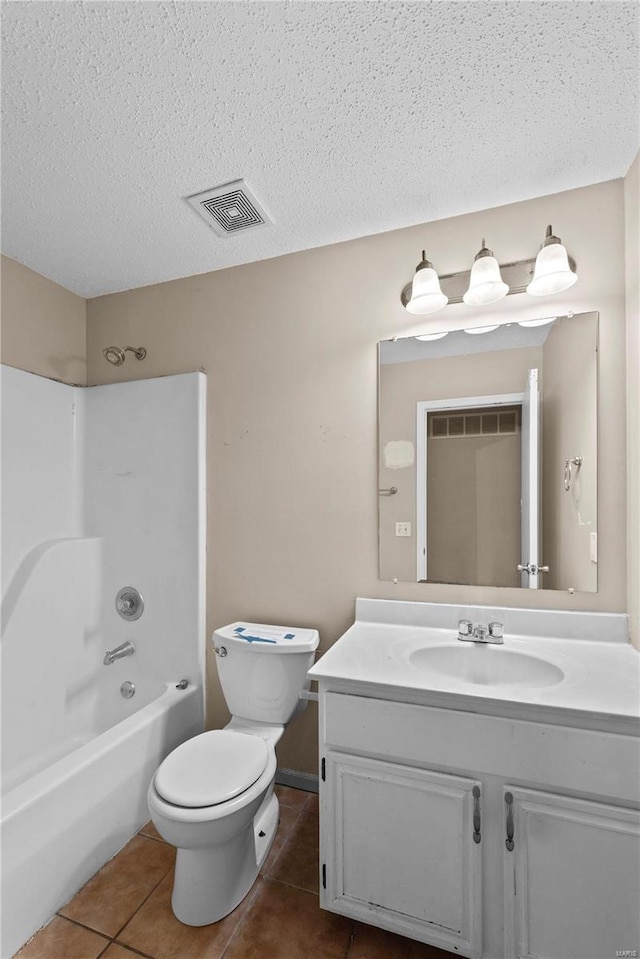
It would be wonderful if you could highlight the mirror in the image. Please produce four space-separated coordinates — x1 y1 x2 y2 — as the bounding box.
378 312 598 591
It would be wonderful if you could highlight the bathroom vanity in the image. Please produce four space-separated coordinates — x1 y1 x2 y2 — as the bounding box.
308 600 640 959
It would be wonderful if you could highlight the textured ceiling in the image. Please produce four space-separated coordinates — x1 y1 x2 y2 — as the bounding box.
1 1 638 298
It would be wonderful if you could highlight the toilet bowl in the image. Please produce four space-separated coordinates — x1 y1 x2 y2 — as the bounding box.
148 622 319 926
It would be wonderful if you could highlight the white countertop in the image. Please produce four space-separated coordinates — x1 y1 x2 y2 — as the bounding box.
308 600 640 735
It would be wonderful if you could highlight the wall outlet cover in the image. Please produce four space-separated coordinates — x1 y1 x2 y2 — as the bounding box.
395 522 411 537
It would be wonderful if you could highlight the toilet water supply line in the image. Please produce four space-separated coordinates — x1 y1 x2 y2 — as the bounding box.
300 688 319 702
299 652 320 702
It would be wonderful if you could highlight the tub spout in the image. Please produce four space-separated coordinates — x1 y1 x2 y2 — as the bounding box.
103 640 135 665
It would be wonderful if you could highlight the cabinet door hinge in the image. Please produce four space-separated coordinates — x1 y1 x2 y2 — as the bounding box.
322 863 326 889
321 757 326 781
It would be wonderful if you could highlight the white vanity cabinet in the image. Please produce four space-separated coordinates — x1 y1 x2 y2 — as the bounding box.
317 690 640 959
324 751 483 956
503 787 640 959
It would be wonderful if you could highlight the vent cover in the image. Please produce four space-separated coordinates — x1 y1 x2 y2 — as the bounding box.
186 179 273 238
429 406 521 439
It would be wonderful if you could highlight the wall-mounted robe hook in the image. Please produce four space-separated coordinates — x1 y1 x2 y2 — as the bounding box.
564 456 583 492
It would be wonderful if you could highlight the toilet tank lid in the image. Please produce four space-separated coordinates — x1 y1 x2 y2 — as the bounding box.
214 622 320 653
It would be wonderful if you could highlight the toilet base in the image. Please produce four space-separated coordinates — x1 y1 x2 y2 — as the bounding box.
171 791 279 926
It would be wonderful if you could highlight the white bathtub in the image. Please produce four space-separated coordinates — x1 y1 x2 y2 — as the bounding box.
0 368 207 957
0 680 203 958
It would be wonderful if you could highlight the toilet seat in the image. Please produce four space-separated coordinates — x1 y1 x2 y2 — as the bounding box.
155 730 269 808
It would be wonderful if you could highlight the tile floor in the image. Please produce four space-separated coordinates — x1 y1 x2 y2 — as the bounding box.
16 785 455 959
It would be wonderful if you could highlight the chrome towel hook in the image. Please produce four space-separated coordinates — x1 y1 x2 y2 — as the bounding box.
564 456 583 492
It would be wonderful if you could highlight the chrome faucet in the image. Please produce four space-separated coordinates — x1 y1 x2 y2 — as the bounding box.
103 640 135 665
458 620 504 645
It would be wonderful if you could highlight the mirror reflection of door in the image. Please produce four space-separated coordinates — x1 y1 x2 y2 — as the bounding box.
418 394 524 588
520 369 541 588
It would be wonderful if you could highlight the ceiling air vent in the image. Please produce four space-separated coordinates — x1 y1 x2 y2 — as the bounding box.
186 179 273 238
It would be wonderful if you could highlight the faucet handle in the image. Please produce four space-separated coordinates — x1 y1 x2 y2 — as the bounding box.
489 621 504 640
458 619 473 638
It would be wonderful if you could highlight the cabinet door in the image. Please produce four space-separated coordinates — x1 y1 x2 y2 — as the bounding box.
503 786 640 959
322 752 482 958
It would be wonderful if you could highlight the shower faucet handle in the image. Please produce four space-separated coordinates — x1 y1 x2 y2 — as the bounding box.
115 587 144 621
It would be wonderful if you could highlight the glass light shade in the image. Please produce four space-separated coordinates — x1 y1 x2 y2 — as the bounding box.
527 243 577 296
415 331 449 341
517 316 556 328
463 255 509 306
406 266 448 315
464 325 500 335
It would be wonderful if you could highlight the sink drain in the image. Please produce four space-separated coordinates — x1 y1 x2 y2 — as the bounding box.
120 681 135 699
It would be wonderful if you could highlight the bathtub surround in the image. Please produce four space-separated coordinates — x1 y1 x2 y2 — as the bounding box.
0 367 206 957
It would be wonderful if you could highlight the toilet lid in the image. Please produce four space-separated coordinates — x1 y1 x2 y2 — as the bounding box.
155 730 269 808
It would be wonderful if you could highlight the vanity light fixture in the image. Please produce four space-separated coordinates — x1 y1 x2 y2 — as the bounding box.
527 226 578 296
462 240 509 306
404 251 449 315
400 228 577 316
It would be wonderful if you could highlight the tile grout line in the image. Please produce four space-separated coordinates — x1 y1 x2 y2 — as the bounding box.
110 861 176 942
218 873 268 959
55 861 174 947
263 874 320 896
262 795 314 877
137 832 168 844
54 906 162 959
52 913 112 941
110 940 158 959
343 922 357 959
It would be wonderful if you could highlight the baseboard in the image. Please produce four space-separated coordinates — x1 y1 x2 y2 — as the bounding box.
275 767 319 793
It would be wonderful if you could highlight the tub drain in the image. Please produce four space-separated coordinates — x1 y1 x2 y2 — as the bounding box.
120 681 135 699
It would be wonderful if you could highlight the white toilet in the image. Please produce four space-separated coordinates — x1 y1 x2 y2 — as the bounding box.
147 621 319 926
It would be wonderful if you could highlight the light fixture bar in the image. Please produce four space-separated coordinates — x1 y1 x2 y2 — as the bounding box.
400 255 576 309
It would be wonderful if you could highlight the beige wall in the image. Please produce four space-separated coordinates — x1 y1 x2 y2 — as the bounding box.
0 254 86 384
378 349 540 583
542 314 598 592
85 179 628 775
625 153 640 650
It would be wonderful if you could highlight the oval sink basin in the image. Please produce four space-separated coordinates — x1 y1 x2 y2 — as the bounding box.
409 645 564 688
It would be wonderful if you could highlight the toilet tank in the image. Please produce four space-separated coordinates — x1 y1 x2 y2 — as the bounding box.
213 622 320 724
